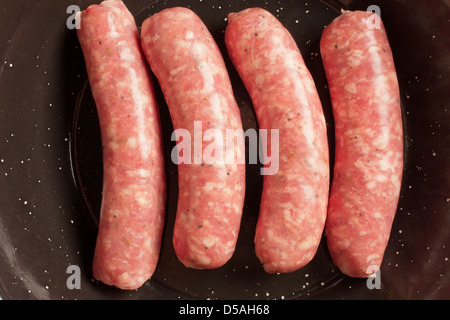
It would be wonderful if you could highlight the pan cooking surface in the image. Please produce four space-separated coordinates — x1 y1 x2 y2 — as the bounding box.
0 0 448 299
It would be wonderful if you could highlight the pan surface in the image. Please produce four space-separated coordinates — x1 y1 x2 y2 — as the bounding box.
0 0 449 299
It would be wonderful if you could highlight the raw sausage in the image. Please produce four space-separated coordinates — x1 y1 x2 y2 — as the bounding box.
320 10 403 278
225 8 330 273
78 0 166 290
225 8 329 274
76 0 166 289
140 7 245 269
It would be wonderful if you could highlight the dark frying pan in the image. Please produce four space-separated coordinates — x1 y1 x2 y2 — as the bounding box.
0 0 448 299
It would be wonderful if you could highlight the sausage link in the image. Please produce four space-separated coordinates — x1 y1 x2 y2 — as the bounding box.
141 7 245 269
77 0 166 289
320 10 403 278
225 8 330 273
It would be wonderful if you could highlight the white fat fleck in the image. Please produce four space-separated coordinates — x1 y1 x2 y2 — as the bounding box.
126 169 151 178
300 114 316 149
390 174 402 193
138 169 151 178
192 43 214 90
202 236 217 249
289 68 316 149
366 254 380 263
254 73 266 88
366 180 376 189
297 237 314 250
121 187 133 197
209 93 222 116
373 75 392 105
106 124 117 139
373 212 382 220
180 211 195 225
368 45 383 68
169 66 184 78
127 136 138 148
137 195 149 207
283 209 296 225
204 183 215 192
346 195 357 207
182 191 190 197
347 49 364 67
375 174 387 182
378 156 392 171
193 253 211 266
191 43 224 121
372 129 390 149
118 41 134 61
164 10 175 19
336 238 351 250
108 140 119 150
107 12 120 39
185 30 194 40
344 82 357 93
366 172 390 189
127 68 150 160
117 273 137 288
301 184 315 201
282 186 298 195
144 33 159 45
188 236 214 265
